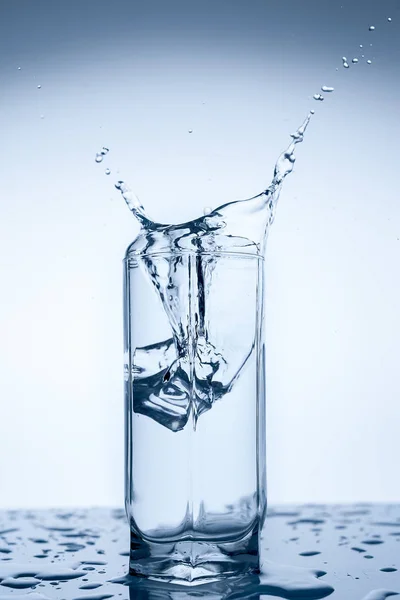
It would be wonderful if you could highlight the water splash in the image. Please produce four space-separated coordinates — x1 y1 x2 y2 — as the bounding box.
115 181 150 227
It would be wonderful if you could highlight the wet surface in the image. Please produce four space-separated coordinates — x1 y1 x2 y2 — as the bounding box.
0 505 398 599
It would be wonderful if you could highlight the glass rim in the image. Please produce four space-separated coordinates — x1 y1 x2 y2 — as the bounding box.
124 249 264 261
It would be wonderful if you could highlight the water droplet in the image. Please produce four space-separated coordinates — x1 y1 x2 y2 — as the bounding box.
79 582 103 589
369 25 375 31
17 66 21 70
40 114 44 119
342 57 350 69
289 518 325 525
367 60 372 64
360 44 363 48
299 551 321 557
361 591 399 600
188 129 193 134
388 17 392 22
380 567 397 573
321 86 334 93
95 147 109 163
364 554 374 559
105 168 111 175
310 109 315 115
313 94 324 101
203 206 213 215
37 85 41 89
352 58 359 63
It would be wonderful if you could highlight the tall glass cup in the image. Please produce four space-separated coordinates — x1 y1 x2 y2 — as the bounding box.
124 246 266 583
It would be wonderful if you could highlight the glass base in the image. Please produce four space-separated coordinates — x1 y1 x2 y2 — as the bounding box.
129 528 260 584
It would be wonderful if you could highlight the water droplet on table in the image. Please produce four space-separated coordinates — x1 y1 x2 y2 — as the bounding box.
380 567 397 573
361 591 399 600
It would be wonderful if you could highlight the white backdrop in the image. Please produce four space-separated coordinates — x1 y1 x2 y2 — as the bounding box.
0 0 399 508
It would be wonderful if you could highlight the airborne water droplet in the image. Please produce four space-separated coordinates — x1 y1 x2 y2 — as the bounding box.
105 168 111 175
387 17 392 22
310 109 315 114
17 66 21 70
37 84 41 89
95 147 109 164
367 59 372 64
188 129 193 134
352 58 359 63
360 44 363 48
369 25 375 31
342 57 350 69
321 86 334 93
313 94 324 101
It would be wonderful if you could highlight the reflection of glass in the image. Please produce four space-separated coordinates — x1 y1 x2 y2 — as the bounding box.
127 574 262 599
124 249 267 583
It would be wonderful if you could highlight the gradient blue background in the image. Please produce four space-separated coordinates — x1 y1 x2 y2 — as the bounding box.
0 0 399 507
